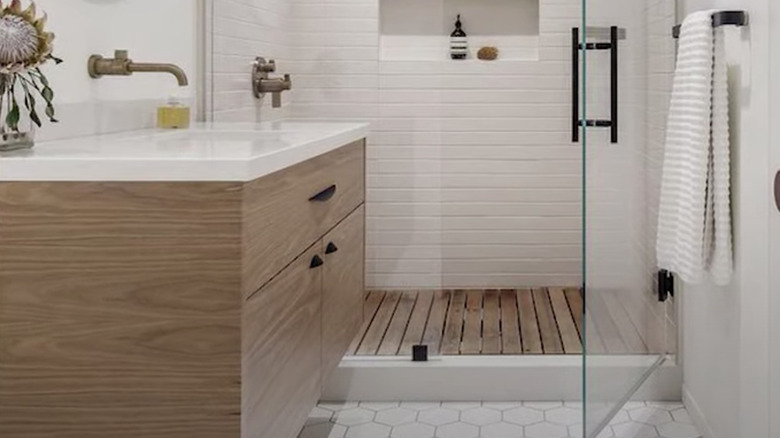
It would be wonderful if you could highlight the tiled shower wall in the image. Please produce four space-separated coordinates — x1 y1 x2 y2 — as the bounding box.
205 0 678 357
285 0 585 289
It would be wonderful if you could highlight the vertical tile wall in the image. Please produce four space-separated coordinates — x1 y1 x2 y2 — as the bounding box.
208 0 292 122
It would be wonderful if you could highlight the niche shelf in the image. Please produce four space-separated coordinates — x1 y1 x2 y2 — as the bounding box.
379 0 540 62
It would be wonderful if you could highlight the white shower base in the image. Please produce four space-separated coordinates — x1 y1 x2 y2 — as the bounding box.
324 355 682 402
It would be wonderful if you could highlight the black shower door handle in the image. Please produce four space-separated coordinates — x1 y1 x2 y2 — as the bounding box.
572 26 619 144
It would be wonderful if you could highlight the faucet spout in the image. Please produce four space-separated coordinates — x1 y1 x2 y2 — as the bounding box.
88 50 189 87
128 63 189 86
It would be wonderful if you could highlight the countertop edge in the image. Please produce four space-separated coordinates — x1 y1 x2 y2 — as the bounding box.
0 124 369 183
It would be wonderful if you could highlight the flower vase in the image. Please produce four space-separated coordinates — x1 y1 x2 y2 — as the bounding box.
0 75 35 153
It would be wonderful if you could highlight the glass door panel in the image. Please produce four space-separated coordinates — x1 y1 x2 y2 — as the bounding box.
581 0 675 436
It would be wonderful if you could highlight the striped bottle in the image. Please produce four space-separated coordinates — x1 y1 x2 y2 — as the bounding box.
450 14 468 60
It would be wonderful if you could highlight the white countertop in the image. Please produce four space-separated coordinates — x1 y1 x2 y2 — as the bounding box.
0 121 370 182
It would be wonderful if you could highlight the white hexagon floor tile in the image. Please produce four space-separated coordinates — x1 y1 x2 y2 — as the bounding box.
345 423 391 438
503 406 544 426
306 401 699 438
299 423 347 438
441 402 482 411
629 407 674 426
522 401 564 411
319 402 359 412
333 408 376 427
612 421 660 438
392 423 436 438
436 422 480 438
525 421 569 438
400 402 441 411
375 408 418 427
418 408 460 426
657 421 702 438
480 422 524 438
361 402 401 412
481 402 523 411
460 407 502 426
545 406 582 426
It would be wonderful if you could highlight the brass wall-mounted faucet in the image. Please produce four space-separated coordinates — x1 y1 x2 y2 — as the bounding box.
252 57 291 108
88 50 189 86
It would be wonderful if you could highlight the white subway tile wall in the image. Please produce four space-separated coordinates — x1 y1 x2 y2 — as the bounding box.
208 0 292 122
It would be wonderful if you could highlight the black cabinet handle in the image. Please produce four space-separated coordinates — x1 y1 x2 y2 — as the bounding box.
310 255 324 269
325 242 339 255
309 185 337 202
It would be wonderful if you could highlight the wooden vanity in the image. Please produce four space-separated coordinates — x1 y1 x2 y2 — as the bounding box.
0 138 366 438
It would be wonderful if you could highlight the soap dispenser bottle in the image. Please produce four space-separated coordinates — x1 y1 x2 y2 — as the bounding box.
450 14 468 60
157 97 191 129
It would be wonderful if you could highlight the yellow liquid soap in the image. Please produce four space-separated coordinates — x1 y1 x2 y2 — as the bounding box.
157 99 191 129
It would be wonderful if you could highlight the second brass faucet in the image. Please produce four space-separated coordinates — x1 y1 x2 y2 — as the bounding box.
252 57 292 108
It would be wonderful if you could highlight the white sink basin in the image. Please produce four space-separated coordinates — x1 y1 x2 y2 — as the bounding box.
0 122 370 182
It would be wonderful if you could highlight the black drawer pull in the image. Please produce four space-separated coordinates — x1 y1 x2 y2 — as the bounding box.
309 185 337 202
310 255 324 269
325 242 339 255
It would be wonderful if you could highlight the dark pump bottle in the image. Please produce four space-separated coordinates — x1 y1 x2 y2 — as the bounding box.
450 15 468 60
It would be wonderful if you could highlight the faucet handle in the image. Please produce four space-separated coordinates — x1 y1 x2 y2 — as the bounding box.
114 50 129 60
254 57 276 73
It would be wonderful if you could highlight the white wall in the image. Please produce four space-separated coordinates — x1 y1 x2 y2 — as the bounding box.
675 2 773 438
770 4 780 437
34 0 199 141
207 0 291 122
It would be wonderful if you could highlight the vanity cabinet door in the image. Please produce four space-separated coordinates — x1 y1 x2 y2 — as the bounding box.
321 205 365 382
242 245 323 438
242 140 365 300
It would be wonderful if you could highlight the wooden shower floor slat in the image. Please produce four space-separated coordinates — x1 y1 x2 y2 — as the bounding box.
349 288 584 356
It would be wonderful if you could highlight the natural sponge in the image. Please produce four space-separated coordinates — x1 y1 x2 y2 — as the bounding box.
477 46 499 61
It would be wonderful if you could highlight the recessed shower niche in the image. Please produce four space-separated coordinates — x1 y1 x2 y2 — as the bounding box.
380 0 540 61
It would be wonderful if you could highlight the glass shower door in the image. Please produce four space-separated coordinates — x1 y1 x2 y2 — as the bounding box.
580 0 675 436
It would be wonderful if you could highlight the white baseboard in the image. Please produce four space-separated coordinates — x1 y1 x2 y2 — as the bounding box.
323 355 682 402
683 385 718 438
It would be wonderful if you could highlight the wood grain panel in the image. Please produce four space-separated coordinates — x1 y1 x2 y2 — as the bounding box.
322 206 365 380
0 182 243 438
422 291 450 355
441 290 466 355
518 289 543 354
564 288 584 338
482 290 501 354
549 287 582 354
351 289 584 357
357 291 400 355
499 290 522 354
461 290 483 354
242 245 322 438
242 140 365 299
399 291 434 356
348 291 385 354
378 291 416 355
533 288 564 354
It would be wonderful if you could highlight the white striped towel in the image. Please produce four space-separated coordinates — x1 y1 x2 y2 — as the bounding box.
656 10 733 286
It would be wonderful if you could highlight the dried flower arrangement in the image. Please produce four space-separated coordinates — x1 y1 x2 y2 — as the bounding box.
0 0 60 151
